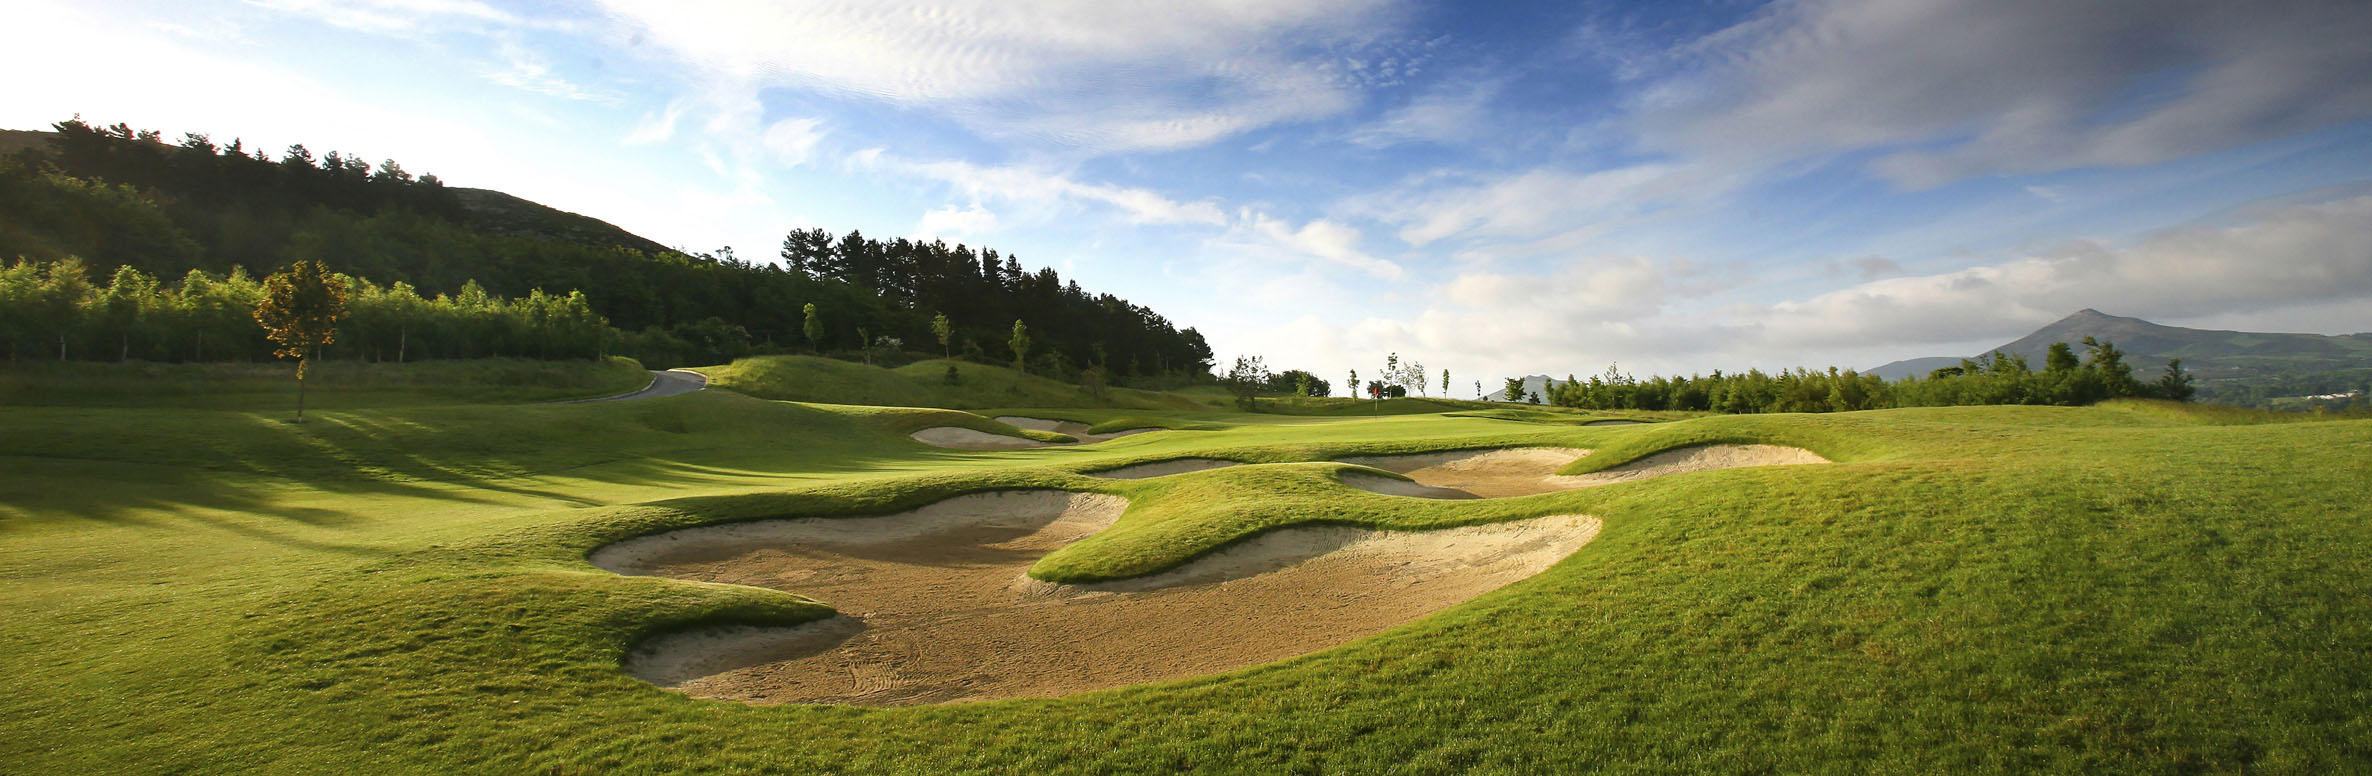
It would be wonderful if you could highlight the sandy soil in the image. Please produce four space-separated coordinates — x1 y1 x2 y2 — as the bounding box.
1085 458 1243 479
1339 447 1592 498
1341 444 1826 497
593 490 1600 706
995 416 1159 443
907 426 1056 450
1547 444 1828 488
910 417 1158 450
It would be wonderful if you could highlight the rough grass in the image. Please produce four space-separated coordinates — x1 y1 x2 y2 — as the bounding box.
702 355 1204 410
2 394 2368 774
0 356 651 409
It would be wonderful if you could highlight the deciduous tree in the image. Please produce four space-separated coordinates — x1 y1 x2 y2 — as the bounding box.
254 260 350 422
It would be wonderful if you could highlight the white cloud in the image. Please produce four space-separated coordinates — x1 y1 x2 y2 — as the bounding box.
1353 164 1679 248
759 117 827 167
1642 0 2372 187
1227 212 1403 279
860 153 1227 226
249 0 527 34
621 100 687 145
485 40 617 103
1346 75 1502 148
591 0 1406 151
917 204 998 238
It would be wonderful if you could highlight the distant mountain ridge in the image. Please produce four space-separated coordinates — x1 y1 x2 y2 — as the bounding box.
1867 309 2372 384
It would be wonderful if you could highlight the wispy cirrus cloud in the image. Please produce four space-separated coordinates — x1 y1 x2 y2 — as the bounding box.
591 0 1411 152
1637 0 2372 187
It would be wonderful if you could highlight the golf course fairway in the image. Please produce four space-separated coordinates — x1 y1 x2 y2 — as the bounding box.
4 382 2369 774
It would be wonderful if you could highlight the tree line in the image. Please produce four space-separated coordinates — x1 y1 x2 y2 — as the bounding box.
0 257 613 364
2 117 1214 379
1525 339 2195 414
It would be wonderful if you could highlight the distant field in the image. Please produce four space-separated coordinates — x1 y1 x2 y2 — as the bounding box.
1 380 2366 773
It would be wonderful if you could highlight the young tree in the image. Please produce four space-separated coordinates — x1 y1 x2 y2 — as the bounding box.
931 311 954 359
1293 372 1312 406
1223 356 1270 411
1474 380 1482 400
1502 377 1525 403
1008 319 1031 373
2155 358 2197 402
254 260 350 423
1347 369 1357 401
801 303 824 353
1441 369 1450 398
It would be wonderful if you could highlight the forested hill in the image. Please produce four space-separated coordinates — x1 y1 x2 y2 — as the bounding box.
0 118 1213 377
1869 309 2372 406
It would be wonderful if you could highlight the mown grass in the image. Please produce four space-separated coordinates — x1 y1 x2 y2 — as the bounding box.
0 356 651 409
2 391 2367 774
702 354 1205 410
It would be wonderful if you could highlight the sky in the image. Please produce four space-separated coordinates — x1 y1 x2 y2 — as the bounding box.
7 0 2371 390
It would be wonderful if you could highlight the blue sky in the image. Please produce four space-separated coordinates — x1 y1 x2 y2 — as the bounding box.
8 0 2371 387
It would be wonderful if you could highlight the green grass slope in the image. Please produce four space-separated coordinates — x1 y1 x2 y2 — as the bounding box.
1 397 2367 773
0 356 651 409
702 354 1205 410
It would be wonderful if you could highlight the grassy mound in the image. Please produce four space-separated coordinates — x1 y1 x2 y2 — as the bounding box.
700 355 1204 410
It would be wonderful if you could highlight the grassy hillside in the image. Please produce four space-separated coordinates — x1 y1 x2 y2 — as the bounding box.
0 356 650 409
2 391 2367 773
701 354 1207 410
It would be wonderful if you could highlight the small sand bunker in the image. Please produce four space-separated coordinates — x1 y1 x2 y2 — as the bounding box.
995 416 1160 444
1086 458 1243 479
1340 447 1591 498
1338 471 1483 500
1548 444 1827 488
908 426 1055 450
593 491 1599 706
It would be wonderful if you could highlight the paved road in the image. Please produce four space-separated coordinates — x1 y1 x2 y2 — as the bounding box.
577 369 708 402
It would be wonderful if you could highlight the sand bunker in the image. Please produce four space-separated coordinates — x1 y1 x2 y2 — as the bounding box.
593 490 1599 706
995 416 1160 443
1338 471 1483 499
909 418 1161 450
1085 458 1243 479
1341 444 1826 498
1339 447 1592 498
908 427 1055 450
1547 444 1827 488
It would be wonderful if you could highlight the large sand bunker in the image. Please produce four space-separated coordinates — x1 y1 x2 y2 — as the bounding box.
592 490 1599 706
1341 444 1827 498
1085 458 1243 479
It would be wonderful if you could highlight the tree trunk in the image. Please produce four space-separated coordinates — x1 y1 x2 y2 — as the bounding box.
296 358 307 423
196 330 204 362
398 326 406 363
59 331 66 361
120 332 129 362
